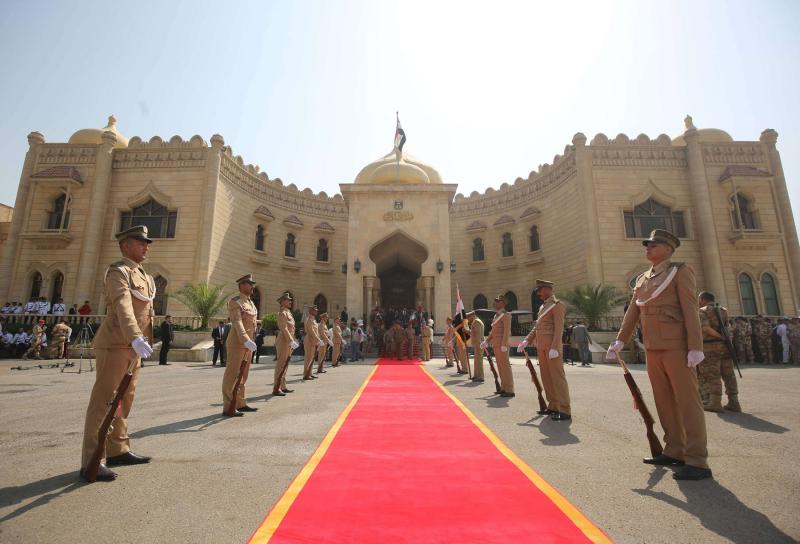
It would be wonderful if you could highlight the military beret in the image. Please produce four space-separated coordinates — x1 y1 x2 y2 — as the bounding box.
116 225 153 244
642 229 681 249
236 273 256 285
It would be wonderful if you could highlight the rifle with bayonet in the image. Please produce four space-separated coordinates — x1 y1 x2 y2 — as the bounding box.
713 305 743 378
523 351 548 414
612 348 663 458
225 354 250 416
482 346 501 393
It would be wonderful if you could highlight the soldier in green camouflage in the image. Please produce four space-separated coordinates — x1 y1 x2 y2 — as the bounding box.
697 292 741 413
755 316 775 364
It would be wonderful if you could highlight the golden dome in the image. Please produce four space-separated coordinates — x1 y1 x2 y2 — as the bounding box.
672 127 733 146
68 115 129 148
355 150 443 185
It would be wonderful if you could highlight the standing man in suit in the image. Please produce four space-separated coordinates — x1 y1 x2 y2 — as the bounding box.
159 315 173 365
519 280 571 420
252 322 266 364
608 229 711 480
221 274 259 417
303 306 321 380
211 321 226 366
80 225 155 482
467 311 485 382
482 295 513 397
273 291 297 396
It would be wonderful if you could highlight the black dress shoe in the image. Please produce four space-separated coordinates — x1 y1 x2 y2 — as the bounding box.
282 388 294 393
106 452 152 466
499 392 516 398
537 409 556 415
673 465 713 480
310 375 318 379
472 378 484 382
272 390 286 396
223 410 244 417
643 454 685 466
220 363 227 367
80 464 117 482
551 412 572 421
238 405 258 412
318 369 327 373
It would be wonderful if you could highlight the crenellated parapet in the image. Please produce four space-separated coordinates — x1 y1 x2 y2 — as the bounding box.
113 135 208 169
702 142 766 165
35 144 97 167
589 132 687 168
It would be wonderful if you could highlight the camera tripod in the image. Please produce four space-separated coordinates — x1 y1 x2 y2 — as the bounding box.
62 323 95 374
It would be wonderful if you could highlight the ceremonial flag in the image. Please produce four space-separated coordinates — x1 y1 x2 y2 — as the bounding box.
394 112 406 152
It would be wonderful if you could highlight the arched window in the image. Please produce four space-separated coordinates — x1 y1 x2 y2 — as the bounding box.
50 271 65 303
284 233 296 258
314 293 328 314
255 225 265 251
472 238 485 262
501 233 514 257
47 193 71 230
531 288 544 315
29 271 42 299
473 293 488 310
119 199 177 239
251 287 262 318
529 225 540 252
624 198 686 238
730 193 758 230
738 273 758 315
153 275 168 315
316 239 329 262
760 273 781 316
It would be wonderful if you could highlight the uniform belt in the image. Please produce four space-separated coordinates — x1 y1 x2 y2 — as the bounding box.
703 339 724 344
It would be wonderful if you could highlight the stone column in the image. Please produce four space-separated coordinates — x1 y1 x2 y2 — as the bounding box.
0 132 44 300
73 131 117 306
364 276 376 320
193 134 224 282
684 127 726 304
572 133 604 284
760 129 800 311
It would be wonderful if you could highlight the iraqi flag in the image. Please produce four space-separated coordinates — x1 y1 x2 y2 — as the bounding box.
394 114 406 151
452 284 470 343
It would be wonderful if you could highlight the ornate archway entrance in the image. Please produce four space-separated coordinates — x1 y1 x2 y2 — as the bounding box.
369 231 429 312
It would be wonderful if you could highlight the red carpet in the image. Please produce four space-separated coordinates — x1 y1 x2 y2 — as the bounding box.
248 358 609 543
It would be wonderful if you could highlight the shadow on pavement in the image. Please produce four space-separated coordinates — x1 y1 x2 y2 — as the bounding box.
716 412 790 434
130 413 226 439
633 479 795 543
517 416 580 446
0 471 82 523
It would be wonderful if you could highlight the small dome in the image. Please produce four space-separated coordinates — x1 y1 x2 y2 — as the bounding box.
672 127 733 146
355 150 442 184
68 115 129 148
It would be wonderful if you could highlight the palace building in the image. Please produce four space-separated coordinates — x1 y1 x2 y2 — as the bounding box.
0 115 797 330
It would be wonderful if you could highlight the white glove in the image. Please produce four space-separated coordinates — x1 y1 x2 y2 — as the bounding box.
606 340 624 360
517 340 528 353
244 339 257 352
548 348 559 358
480 340 488 350
687 350 705 368
132 336 153 359
317 340 325 348
290 339 299 350
328 340 334 347
500 346 508 353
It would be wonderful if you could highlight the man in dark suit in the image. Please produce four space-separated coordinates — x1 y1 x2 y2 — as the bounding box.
159 315 174 365
211 320 226 366
252 322 266 364
220 320 231 367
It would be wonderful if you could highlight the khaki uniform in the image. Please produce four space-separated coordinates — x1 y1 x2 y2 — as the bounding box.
52 322 70 358
23 324 44 359
404 326 416 359
526 296 570 414
303 316 320 378
487 311 513 393
733 319 755 364
222 294 257 410
420 325 433 361
618 260 708 469
274 308 295 392
332 324 343 366
317 321 330 371
697 304 739 403
755 318 774 364
388 324 403 359
443 325 455 366
470 318 485 380
81 257 154 468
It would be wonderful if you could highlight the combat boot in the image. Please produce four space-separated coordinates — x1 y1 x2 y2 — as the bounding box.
704 394 723 413
724 394 742 412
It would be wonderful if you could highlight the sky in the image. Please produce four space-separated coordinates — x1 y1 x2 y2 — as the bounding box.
0 0 798 225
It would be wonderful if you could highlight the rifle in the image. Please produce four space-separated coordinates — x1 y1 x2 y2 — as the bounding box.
83 357 139 482
613 349 663 458
482 346 502 393
275 343 296 390
713 305 743 378
523 352 548 414
225 355 250 416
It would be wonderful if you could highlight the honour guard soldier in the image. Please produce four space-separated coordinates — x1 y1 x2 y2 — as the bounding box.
442 317 456 367
274 292 297 396
467 311 485 382
421 319 433 361
317 313 331 373
482 295 514 397
221 274 259 416
404 322 416 360
80 225 155 482
697 292 740 412
519 280 571 420
332 317 344 367
303 306 321 380
608 229 711 480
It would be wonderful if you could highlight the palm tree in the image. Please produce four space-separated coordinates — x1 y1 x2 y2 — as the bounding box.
172 283 229 329
559 284 629 330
